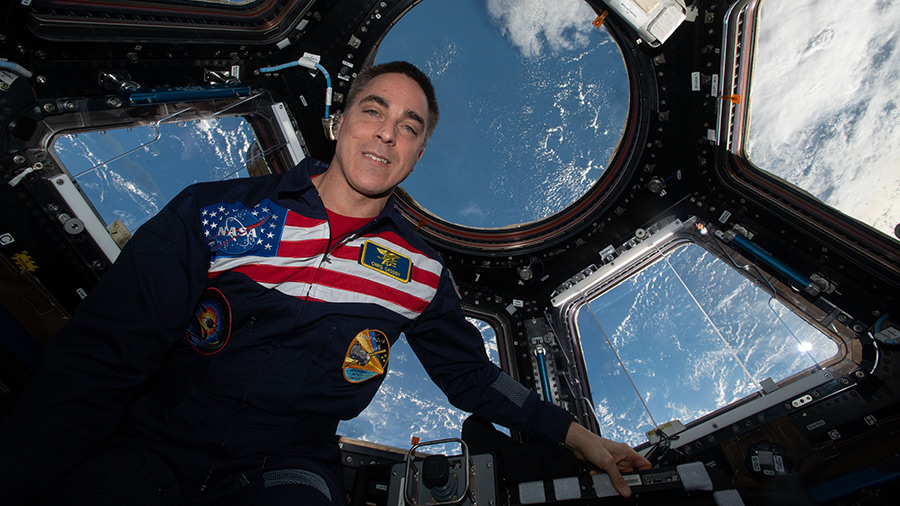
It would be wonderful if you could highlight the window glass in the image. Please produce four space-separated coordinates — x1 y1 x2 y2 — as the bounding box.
54 116 258 234
338 319 499 450
576 243 839 447
376 0 628 228
746 0 900 239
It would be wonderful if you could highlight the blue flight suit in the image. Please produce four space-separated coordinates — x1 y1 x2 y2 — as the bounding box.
0 158 571 504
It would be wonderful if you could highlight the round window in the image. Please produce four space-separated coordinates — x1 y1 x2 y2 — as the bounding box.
376 0 629 229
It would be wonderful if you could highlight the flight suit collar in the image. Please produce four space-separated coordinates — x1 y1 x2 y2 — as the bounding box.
275 157 409 229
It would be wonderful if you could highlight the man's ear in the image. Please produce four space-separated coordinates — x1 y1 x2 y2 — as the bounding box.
326 111 342 141
417 148 424 161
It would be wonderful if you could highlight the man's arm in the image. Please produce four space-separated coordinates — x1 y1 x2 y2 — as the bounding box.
0 187 210 502
407 267 651 497
564 421 652 497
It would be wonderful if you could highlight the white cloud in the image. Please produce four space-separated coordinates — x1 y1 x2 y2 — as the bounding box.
747 0 900 236
484 0 596 58
459 203 485 217
423 38 458 77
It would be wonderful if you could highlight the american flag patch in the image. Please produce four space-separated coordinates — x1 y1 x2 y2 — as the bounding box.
202 199 288 259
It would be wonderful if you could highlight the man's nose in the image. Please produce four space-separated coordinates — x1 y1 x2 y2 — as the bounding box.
375 122 395 143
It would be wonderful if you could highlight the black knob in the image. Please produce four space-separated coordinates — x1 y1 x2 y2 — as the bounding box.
422 455 450 489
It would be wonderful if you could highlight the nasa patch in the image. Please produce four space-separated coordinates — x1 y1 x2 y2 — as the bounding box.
343 329 390 383
185 287 231 355
203 200 287 257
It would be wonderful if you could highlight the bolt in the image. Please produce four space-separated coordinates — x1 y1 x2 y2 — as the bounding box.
43 103 56 113
36 75 46 84
106 97 122 108
48 204 60 213
13 155 25 164
64 101 76 111
66 219 85 234
91 260 105 270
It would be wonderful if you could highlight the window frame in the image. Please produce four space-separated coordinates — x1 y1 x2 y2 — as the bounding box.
549 215 858 447
36 94 301 262
715 0 900 270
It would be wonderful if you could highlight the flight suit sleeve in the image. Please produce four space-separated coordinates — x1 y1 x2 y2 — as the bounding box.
404 269 572 444
0 187 211 503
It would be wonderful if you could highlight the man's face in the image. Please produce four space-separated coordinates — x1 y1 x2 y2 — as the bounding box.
332 72 429 200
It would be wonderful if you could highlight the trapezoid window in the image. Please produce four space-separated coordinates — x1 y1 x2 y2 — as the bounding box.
375 0 629 229
745 0 900 240
53 115 260 238
576 243 842 447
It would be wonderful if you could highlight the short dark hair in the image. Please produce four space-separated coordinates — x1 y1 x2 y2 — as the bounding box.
345 61 440 144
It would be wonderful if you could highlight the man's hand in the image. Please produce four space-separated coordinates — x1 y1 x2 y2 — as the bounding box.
564 421 652 497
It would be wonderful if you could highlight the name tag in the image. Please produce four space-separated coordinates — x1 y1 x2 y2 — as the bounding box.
360 241 412 283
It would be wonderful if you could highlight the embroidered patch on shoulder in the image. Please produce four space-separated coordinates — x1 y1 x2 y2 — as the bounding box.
343 329 390 383
185 287 231 355
360 241 412 283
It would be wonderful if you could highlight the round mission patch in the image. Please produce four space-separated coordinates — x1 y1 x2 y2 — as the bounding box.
184 287 232 355
343 329 390 383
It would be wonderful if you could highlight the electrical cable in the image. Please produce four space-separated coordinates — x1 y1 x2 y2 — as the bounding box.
874 313 889 333
259 55 332 118
0 60 33 78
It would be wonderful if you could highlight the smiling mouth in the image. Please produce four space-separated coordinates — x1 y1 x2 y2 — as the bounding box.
364 153 389 164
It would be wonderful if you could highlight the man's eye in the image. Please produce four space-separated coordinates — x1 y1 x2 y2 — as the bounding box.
402 125 418 135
